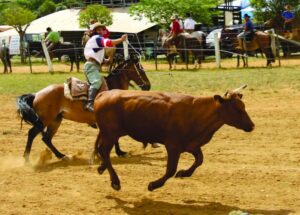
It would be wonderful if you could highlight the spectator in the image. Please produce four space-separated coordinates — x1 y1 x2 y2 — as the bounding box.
184 12 197 34
282 4 294 39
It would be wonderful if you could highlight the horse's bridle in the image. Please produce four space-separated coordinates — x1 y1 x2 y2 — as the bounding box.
109 57 148 89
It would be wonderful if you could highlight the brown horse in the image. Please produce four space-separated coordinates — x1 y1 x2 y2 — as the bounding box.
159 29 204 70
0 46 12 73
221 28 276 67
265 15 300 56
17 54 151 163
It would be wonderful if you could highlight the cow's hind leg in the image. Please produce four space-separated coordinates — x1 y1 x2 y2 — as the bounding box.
175 148 203 178
98 133 121 191
148 146 180 191
115 142 127 157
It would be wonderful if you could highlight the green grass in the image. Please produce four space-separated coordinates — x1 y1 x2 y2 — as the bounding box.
1 66 300 96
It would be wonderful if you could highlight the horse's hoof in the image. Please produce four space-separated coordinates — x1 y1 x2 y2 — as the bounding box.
61 155 71 162
111 182 121 191
24 160 32 166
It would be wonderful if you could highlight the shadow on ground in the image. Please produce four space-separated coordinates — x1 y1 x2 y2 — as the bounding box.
106 195 293 215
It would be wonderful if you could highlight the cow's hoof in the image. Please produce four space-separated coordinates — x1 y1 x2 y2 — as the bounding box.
148 182 155 191
175 170 191 178
111 183 121 191
117 151 127 157
97 165 106 175
151 143 160 148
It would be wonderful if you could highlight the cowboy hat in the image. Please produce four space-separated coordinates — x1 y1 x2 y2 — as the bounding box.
90 22 105 31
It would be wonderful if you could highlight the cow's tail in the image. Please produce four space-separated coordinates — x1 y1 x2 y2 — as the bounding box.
16 94 42 129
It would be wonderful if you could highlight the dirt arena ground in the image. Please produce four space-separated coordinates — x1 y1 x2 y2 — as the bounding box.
0 62 300 214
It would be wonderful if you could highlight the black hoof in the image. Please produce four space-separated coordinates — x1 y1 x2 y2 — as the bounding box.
97 165 106 175
117 151 127 157
175 170 185 178
175 170 191 178
148 182 156 191
111 183 121 191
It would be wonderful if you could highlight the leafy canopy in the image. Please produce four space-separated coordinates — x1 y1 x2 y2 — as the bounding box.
129 0 218 26
79 4 113 28
0 4 36 31
250 0 300 22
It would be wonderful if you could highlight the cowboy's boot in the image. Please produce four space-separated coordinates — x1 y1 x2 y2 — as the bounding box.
85 87 98 112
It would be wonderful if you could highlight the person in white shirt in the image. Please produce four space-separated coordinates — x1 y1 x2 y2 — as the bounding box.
184 13 197 34
83 22 127 112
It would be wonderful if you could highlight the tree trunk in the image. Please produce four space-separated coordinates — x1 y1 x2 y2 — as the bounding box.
19 32 26 64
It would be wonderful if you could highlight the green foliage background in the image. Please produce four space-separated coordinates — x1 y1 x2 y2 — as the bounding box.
129 0 218 27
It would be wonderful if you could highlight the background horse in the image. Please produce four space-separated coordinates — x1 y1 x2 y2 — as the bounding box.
28 41 80 72
221 28 276 67
17 53 151 163
265 15 300 57
159 29 205 70
0 46 12 73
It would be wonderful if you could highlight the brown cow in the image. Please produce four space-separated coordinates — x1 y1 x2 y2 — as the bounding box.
94 86 255 191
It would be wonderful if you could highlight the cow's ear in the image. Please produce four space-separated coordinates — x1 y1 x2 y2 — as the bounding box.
214 95 225 104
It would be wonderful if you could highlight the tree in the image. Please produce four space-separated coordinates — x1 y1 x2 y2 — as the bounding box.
0 4 36 63
79 4 113 29
38 0 57 16
250 0 299 23
129 0 218 27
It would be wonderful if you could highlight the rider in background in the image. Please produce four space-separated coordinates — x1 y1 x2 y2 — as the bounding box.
184 12 196 34
237 14 254 47
44 27 60 53
83 22 127 112
166 15 183 45
282 4 294 39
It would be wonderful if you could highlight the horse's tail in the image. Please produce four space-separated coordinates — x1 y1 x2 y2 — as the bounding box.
16 94 42 129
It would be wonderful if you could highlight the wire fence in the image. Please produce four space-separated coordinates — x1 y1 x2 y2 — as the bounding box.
2 28 300 73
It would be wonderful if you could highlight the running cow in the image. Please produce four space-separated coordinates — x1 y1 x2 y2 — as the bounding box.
94 85 255 191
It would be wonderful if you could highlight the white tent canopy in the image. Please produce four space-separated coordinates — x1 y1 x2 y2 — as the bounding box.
0 7 156 38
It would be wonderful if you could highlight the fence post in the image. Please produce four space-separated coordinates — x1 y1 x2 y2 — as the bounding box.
154 40 158 71
123 39 129 60
27 42 33 73
184 37 188 70
271 28 281 67
41 40 53 73
214 32 221 68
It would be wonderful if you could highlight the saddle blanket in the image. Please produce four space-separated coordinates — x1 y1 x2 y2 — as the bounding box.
64 77 108 100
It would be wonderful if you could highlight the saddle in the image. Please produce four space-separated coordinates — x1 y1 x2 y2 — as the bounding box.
64 77 108 100
244 31 255 43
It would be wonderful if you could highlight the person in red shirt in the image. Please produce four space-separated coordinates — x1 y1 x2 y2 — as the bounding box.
102 26 110 38
166 15 183 45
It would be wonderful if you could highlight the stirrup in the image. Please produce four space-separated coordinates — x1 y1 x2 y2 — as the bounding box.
84 103 94 112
